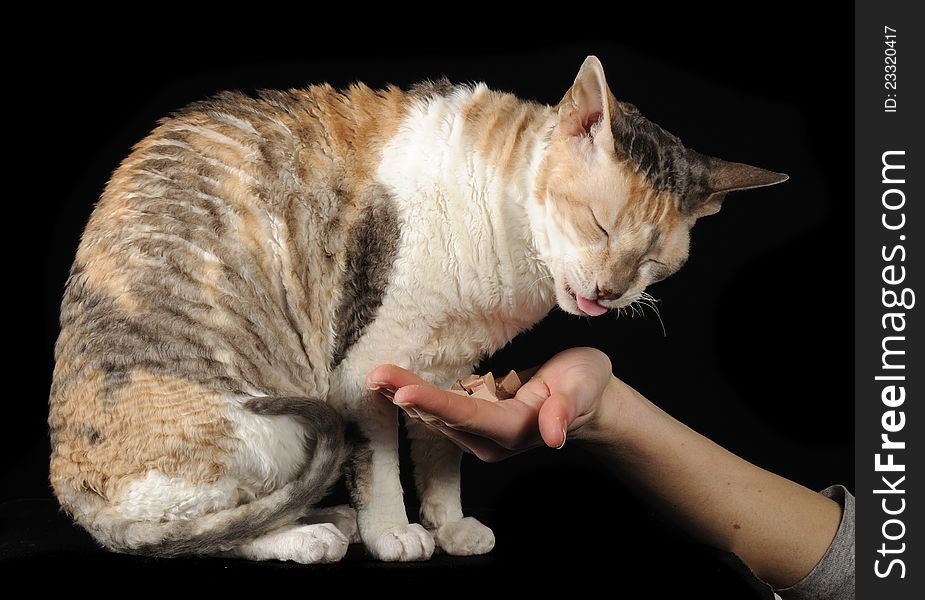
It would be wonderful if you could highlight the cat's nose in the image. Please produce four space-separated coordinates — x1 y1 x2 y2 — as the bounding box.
596 286 623 301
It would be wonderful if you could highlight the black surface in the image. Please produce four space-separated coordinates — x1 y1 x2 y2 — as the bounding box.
0 481 772 599
12 9 849 596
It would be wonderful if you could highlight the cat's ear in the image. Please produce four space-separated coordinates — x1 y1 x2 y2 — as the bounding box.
688 158 789 217
558 56 616 145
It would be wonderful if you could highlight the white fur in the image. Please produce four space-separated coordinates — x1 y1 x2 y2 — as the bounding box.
434 517 495 556
225 402 308 497
116 472 240 521
230 523 349 563
368 523 436 562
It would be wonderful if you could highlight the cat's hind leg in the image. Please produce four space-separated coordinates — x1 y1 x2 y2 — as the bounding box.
55 396 349 561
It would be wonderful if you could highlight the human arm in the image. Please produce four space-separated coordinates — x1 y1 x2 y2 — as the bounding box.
585 377 845 590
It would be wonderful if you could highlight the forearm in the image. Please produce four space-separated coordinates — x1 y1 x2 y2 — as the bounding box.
583 377 843 588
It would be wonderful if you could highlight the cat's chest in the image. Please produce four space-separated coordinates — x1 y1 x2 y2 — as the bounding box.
377 149 530 318
326 96 554 390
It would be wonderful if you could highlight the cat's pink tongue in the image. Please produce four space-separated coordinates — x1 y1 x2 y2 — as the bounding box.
576 295 608 317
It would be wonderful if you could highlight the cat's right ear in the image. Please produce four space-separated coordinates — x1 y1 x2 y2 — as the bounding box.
558 56 616 148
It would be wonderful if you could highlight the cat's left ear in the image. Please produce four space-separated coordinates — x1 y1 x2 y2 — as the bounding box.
689 158 789 217
558 56 616 148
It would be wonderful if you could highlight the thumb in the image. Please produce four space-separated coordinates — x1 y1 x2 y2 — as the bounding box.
365 364 428 390
537 393 576 449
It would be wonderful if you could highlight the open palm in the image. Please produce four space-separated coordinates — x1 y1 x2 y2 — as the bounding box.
365 347 613 462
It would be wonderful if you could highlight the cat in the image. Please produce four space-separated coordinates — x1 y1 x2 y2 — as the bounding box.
48 55 787 563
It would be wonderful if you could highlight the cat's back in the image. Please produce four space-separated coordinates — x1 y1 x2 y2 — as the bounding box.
49 83 413 503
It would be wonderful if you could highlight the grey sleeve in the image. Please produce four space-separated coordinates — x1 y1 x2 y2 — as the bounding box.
774 485 855 600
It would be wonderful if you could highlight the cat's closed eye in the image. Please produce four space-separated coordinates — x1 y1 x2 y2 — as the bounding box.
643 258 672 283
590 209 609 237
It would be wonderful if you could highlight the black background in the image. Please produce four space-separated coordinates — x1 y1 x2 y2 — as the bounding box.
8 11 851 595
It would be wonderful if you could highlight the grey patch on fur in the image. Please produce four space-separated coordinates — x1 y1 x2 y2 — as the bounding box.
54 267 243 401
133 397 348 557
408 78 456 100
611 101 712 203
73 426 103 446
330 189 400 370
344 422 373 511
646 229 662 254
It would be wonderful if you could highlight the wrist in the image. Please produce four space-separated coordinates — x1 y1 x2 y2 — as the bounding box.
578 375 641 447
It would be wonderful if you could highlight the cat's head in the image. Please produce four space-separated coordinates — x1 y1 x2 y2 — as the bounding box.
534 56 787 317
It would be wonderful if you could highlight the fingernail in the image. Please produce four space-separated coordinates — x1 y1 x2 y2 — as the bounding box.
556 427 567 450
368 383 398 399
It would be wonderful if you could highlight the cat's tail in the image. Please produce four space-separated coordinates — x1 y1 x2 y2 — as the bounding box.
59 397 349 557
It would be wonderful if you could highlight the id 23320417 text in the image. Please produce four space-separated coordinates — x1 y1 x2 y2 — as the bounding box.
883 26 898 113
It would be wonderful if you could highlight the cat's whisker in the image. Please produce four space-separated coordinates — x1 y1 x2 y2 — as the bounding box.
637 294 667 337
527 274 553 293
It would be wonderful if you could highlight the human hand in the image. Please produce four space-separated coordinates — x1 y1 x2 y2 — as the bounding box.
365 347 617 462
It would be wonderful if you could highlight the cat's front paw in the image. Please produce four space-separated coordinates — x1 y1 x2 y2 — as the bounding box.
367 523 435 562
434 517 495 556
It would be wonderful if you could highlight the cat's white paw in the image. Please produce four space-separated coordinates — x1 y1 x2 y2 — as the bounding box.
434 517 495 556
283 523 350 564
367 523 435 562
238 523 349 564
302 505 360 544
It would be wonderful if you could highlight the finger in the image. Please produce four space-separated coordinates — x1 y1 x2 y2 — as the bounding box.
393 383 479 425
537 393 576 449
365 364 427 390
394 383 532 442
